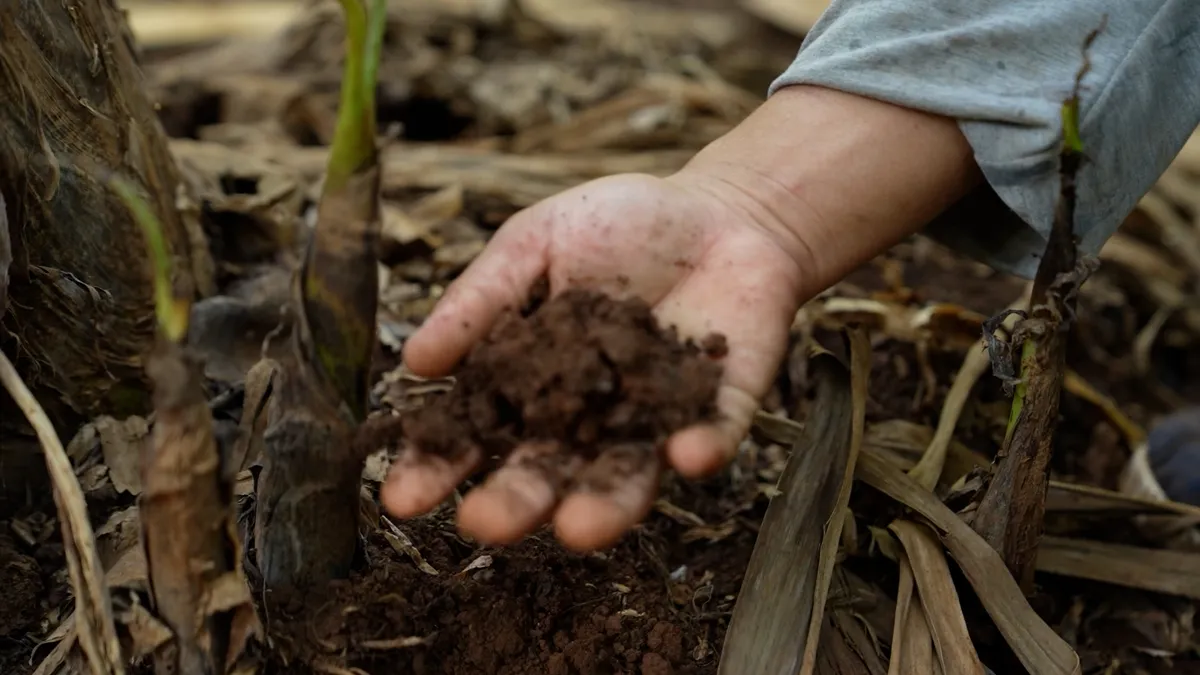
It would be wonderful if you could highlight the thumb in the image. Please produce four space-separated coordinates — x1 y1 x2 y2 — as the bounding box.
403 210 548 377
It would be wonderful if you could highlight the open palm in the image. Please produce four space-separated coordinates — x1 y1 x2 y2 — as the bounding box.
382 172 805 551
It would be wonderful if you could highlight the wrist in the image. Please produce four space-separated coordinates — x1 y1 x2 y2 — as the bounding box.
674 85 983 302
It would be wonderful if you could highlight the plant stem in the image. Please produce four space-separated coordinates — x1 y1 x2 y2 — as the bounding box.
972 25 1102 591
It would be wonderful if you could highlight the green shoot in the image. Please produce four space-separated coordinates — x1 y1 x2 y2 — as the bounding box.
325 0 380 193
1060 101 1083 155
363 0 387 119
105 176 189 343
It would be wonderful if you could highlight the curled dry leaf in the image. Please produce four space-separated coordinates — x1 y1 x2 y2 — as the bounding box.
1036 536 1200 600
719 331 868 675
908 292 1027 490
888 551 938 675
64 415 152 500
887 520 984 675
96 416 151 496
799 297 987 351
230 358 279 474
817 584 889 675
95 506 142 571
140 343 260 675
856 451 1081 675
459 554 493 576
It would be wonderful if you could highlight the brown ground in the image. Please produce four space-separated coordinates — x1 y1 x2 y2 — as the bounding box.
262 492 754 675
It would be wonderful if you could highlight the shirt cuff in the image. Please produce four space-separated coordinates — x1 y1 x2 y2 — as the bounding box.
769 0 1200 278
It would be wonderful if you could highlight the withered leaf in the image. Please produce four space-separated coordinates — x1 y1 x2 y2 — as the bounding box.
95 416 151 496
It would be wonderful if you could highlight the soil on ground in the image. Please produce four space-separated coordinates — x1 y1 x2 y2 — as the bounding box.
263 504 753 675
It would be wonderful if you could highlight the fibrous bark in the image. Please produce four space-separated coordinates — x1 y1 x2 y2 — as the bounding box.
0 0 212 505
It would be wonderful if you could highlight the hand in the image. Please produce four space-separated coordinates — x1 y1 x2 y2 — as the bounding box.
382 170 807 551
380 85 981 551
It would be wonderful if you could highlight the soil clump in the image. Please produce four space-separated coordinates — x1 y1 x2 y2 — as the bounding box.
403 286 726 487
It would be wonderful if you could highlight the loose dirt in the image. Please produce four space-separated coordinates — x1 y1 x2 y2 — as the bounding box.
402 285 726 490
0 534 42 639
262 502 754 675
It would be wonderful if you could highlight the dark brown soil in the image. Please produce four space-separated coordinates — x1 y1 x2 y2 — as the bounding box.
0 534 42 639
263 500 754 675
402 287 725 489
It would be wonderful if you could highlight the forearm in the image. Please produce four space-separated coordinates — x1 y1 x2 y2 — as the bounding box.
772 0 1200 278
675 85 982 303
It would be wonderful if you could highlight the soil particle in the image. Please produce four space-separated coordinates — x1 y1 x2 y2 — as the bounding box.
647 621 684 662
403 287 725 487
642 652 673 675
0 533 42 638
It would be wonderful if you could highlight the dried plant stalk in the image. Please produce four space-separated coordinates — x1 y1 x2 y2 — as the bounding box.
973 33 1102 590
0 350 123 675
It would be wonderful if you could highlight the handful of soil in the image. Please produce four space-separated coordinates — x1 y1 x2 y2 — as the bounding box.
403 287 726 478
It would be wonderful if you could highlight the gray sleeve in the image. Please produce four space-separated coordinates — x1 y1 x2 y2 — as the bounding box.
769 0 1200 279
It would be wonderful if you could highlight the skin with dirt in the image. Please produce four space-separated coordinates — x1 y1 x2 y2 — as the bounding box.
401 285 727 492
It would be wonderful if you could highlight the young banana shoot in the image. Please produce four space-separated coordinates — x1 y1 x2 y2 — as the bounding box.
253 0 387 590
107 177 257 675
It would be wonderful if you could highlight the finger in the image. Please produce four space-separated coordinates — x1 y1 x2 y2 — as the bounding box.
380 445 482 518
653 234 800 474
667 383 759 478
457 443 580 545
403 210 549 377
554 444 662 552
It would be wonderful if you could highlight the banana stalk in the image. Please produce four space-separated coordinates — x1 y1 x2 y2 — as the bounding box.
253 0 387 590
